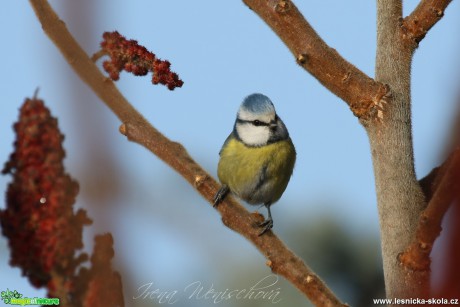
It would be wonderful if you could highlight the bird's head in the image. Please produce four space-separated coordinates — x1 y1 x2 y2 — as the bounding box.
234 93 289 147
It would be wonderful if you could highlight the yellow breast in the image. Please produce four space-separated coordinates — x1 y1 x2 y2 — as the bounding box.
217 136 296 205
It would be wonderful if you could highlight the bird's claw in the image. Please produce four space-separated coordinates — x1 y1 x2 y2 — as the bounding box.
213 185 229 208
257 218 273 236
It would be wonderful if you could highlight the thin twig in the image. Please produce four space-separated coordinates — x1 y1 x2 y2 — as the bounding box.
400 148 460 271
242 0 390 120
402 0 453 46
29 0 346 305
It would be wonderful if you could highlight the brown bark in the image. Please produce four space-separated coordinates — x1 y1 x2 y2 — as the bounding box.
242 0 390 119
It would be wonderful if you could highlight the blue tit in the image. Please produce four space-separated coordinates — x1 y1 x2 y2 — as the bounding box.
213 93 296 235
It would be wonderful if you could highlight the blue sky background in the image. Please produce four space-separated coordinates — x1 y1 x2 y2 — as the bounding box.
1 1 459 306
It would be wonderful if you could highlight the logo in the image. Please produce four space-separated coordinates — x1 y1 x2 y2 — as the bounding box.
1 289 59 306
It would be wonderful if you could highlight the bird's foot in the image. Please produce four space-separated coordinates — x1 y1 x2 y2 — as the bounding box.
213 185 229 207
257 218 273 236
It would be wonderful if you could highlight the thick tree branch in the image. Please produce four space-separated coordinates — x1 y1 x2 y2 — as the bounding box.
242 0 389 119
400 148 460 271
402 0 453 46
29 0 346 305
371 0 429 300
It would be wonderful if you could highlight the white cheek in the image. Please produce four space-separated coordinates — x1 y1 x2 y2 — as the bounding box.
236 124 270 146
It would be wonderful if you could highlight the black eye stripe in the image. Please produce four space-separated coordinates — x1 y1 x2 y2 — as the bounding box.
237 118 270 126
253 120 268 126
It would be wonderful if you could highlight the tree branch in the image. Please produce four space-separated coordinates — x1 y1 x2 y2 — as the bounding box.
400 148 460 271
419 151 457 202
402 0 453 46
242 0 389 119
29 0 346 305
119 123 346 306
371 0 429 299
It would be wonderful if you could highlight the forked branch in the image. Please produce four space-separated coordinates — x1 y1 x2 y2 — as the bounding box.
29 0 346 305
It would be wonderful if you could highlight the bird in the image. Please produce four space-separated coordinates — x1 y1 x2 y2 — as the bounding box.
213 93 296 235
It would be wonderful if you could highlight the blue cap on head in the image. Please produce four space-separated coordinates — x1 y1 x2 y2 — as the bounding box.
240 93 275 115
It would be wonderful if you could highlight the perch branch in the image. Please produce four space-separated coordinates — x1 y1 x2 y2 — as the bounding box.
242 0 389 119
29 0 346 305
402 0 453 46
400 148 460 271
